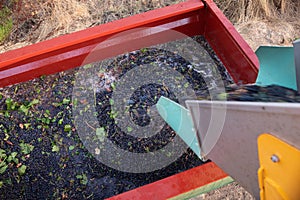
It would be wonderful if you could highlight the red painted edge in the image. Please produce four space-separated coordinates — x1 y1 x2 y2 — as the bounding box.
0 0 259 88
0 0 203 68
0 0 205 87
106 162 227 200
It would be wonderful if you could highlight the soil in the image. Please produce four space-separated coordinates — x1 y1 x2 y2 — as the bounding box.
0 36 232 199
0 66 201 199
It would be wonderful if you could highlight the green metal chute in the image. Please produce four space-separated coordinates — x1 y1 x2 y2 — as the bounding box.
156 96 201 158
255 46 296 90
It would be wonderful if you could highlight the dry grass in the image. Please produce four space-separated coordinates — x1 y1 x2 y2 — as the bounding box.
190 182 255 200
214 0 300 50
0 0 298 52
214 0 300 23
236 19 297 50
0 0 184 51
31 0 186 41
36 0 91 41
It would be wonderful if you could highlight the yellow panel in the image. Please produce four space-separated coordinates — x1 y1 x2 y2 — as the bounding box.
258 133 300 200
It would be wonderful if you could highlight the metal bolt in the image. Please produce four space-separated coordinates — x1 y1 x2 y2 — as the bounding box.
270 154 280 163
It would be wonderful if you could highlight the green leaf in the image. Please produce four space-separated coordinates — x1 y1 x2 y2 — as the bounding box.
11 102 18 110
127 126 133 132
96 127 106 142
0 165 8 174
24 123 30 129
31 99 39 105
0 161 6 168
140 48 147 53
40 75 46 80
18 165 27 175
5 98 13 110
109 110 118 119
184 82 189 88
80 174 88 185
0 149 6 159
6 155 12 163
13 157 19 165
28 99 39 107
45 109 51 116
20 143 34 155
4 178 12 185
4 111 10 118
19 105 29 115
21 156 26 161
72 99 78 107
217 93 228 100
52 145 59 152
64 124 72 132
76 173 88 185
8 152 19 164
11 152 17 158
58 118 63 125
76 174 82 179
68 145 75 151
62 98 70 105
0 181 3 188
4 132 9 141
42 117 50 125
52 102 62 107
83 64 92 69
111 82 116 90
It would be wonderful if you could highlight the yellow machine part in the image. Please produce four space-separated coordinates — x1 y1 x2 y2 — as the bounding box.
258 133 300 200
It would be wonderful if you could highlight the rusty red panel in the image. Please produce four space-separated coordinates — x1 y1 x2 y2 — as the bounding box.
0 0 205 87
106 162 228 200
203 0 259 84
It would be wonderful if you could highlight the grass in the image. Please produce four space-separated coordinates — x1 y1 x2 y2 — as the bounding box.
0 6 13 43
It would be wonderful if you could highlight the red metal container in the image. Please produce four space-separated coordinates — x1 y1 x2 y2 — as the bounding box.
0 0 258 88
0 0 259 198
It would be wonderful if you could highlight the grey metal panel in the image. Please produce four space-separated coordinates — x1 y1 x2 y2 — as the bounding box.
186 100 300 199
294 39 300 93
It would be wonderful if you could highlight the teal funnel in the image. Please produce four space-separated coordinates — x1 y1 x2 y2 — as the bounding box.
255 46 296 90
156 96 201 158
